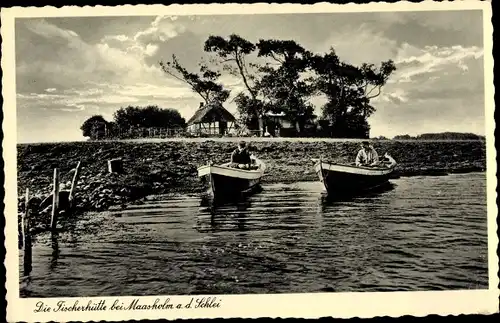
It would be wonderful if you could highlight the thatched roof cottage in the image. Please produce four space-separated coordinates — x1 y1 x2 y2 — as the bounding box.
186 102 236 136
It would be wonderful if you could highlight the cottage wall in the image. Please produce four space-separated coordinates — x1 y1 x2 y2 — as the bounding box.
186 102 235 136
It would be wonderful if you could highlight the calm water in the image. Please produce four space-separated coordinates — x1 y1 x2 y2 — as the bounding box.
20 173 488 297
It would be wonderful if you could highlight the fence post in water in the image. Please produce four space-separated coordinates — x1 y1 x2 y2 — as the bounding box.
68 161 82 208
22 188 32 275
51 168 60 231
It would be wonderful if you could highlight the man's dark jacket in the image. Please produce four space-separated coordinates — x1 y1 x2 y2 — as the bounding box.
231 148 251 164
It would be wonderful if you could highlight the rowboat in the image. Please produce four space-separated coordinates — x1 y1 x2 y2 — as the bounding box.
313 157 396 198
197 155 266 201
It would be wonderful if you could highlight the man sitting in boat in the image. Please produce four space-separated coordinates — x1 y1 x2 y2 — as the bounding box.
355 141 379 167
230 141 253 169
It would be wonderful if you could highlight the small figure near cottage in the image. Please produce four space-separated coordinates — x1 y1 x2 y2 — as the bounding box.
355 141 379 167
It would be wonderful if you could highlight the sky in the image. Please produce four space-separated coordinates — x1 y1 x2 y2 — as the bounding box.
14 9 486 143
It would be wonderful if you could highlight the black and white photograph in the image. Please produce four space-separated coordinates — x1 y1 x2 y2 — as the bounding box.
3 1 498 322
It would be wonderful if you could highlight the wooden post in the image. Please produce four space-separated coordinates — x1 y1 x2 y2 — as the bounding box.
21 188 28 248
50 168 59 231
108 158 124 173
22 188 32 275
68 161 82 208
50 232 60 269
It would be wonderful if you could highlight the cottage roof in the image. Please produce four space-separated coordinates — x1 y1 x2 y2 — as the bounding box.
187 102 236 125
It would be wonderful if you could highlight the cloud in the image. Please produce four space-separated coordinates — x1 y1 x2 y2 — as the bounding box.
144 43 159 57
134 15 186 45
369 93 485 138
378 89 409 105
114 83 197 100
17 89 139 111
17 18 169 95
16 19 98 93
95 42 158 77
103 34 129 42
378 10 483 48
218 74 243 88
24 18 80 42
17 77 210 119
98 16 186 62
100 34 134 49
371 41 485 138
394 44 483 82
311 20 484 137
94 16 193 83
15 12 486 143
319 23 398 65
378 42 484 109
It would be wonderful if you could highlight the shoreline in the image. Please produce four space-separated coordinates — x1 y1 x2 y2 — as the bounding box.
17 139 486 235
18 137 487 145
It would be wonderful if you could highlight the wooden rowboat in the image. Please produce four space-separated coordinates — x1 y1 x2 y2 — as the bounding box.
197 155 266 201
313 157 396 198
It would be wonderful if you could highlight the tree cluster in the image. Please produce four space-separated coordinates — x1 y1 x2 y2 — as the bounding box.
80 105 186 140
159 34 396 138
393 132 485 141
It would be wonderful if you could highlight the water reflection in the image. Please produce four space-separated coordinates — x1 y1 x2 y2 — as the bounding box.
201 185 263 208
50 233 60 270
20 174 489 297
23 245 32 277
319 182 396 206
200 188 255 232
200 184 263 231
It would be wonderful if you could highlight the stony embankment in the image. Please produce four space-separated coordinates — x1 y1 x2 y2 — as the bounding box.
17 139 486 232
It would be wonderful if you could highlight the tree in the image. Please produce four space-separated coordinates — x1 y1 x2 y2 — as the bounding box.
205 34 258 99
159 55 230 105
233 93 262 132
80 115 109 140
204 36 320 135
311 48 396 138
113 105 186 133
160 35 395 138
255 39 316 135
204 34 266 134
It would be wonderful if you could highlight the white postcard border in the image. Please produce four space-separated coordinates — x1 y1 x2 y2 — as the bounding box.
2 1 498 322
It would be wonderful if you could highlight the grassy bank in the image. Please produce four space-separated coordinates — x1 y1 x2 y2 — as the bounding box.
17 139 486 231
